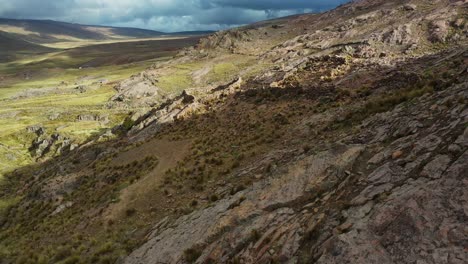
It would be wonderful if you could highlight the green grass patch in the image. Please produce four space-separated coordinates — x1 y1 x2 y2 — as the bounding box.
0 197 20 214
207 63 238 83
158 71 193 93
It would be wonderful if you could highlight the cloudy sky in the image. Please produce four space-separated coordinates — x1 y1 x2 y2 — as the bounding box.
0 0 349 32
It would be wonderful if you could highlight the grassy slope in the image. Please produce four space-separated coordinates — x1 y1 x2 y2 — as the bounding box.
0 37 201 180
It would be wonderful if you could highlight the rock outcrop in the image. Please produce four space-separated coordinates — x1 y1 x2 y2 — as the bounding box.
111 72 164 106
77 114 109 124
430 20 450 43
26 126 76 158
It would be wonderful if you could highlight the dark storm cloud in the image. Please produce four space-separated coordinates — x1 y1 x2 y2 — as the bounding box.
200 0 347 10
0 0 350 32
0 0 75 18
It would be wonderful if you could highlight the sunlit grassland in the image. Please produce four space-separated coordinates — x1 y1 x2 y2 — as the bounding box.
0 25 41 36
0 56 159 179
0 89 116 177
156 54 270 93
0 36 268 182
42 36 188 49
0 196 21 213
0 58 155 100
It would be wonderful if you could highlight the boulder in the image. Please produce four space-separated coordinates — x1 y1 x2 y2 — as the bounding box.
453 18 465 29
382 24 414 45
429 20 449 43
26 125 45 136
403 4 417 11
76 114 109 124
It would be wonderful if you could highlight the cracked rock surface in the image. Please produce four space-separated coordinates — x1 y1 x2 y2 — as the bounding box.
124 82 468 263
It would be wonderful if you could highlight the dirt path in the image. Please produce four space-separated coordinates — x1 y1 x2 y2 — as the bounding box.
105 139 191 220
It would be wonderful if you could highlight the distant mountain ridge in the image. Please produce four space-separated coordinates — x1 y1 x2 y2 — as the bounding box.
0 18 214 44
0 18 214 62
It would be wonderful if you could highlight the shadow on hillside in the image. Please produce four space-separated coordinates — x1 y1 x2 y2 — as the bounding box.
2 46 465 212
0 47 465 261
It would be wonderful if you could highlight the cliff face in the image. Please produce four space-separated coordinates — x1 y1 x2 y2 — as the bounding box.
0 0 467 263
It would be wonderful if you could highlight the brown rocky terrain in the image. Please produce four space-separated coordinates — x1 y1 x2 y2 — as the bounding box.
0 0 467 263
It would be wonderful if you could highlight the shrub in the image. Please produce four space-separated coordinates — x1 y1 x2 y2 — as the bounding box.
62 256 80 264
230 185 245 195
98 256 117 264
250 229 261 241
53 247 72 262
125 208 136 217
184 247 202 263
95 242 114 256
210 194 219 202
122 117 135 131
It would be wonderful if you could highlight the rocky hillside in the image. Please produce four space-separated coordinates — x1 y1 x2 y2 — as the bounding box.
0 0 467 263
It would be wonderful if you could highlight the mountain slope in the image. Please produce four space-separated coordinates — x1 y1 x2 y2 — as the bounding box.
0 18 215 43
0 18 213 62
0 31 56 62
0 18 167 43
0 0 466 263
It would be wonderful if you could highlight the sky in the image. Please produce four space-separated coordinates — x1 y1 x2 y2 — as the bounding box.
0 0 350 32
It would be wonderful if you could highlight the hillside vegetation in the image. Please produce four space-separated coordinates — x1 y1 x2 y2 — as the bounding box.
0 0 467 263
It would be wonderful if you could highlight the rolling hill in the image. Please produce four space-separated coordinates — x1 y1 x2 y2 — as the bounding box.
0 31 56 62
0 18 212 43
0 18 117 43
0 18 214 62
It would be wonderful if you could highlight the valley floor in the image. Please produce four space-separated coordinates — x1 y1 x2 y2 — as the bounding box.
0 36 200 180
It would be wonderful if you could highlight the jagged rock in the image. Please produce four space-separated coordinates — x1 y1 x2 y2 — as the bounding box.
77 114 109 124
48 113 60 121
212 77 243 92
51 201 73 216
403 4 417 11
31 138 53 157
391 150 403 159
429 20 449 43
382 24 414 45
197 30 251 51
70 144 78 151
448 144 462 154
74 85 87 93
26 125 45 136
181 90 195 104
453 18 465 29
420 155 451 179
111 72 163 106
455 127 468 147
